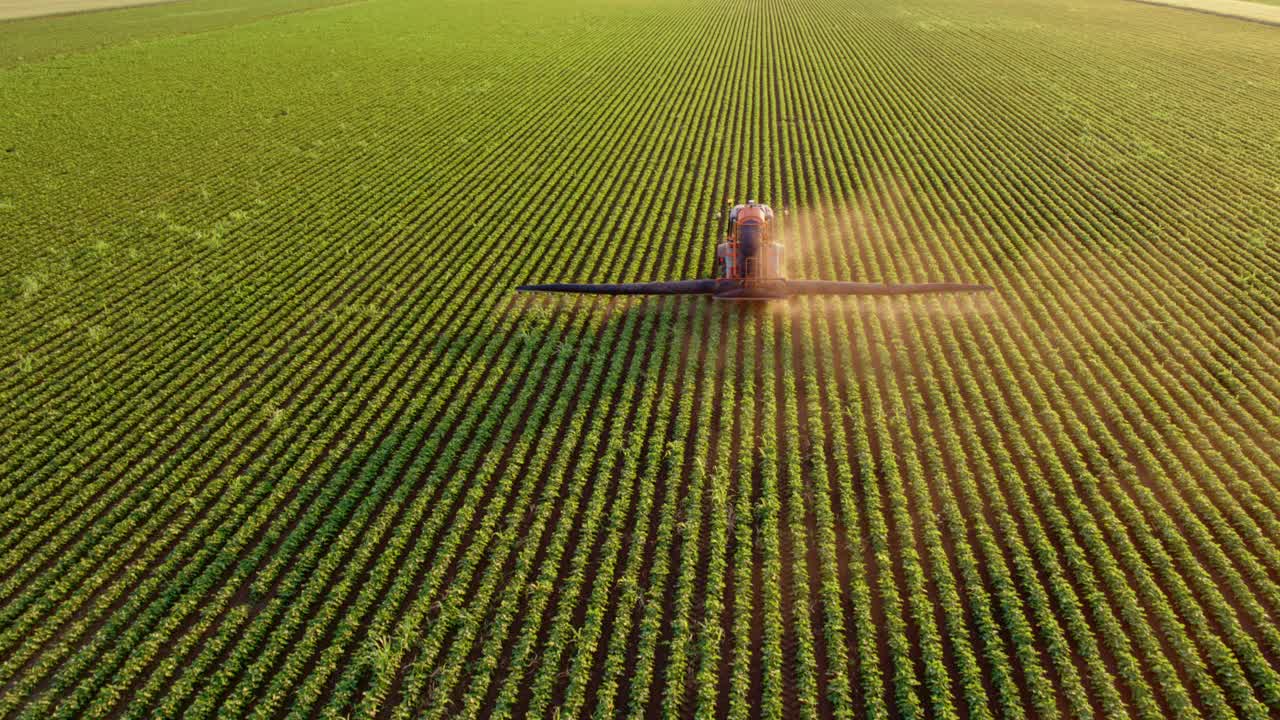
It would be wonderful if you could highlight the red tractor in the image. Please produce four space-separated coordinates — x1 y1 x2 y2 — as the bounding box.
519 200 991 301
715 201 783 285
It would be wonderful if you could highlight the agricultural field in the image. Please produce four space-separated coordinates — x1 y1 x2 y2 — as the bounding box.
1 0 1278 716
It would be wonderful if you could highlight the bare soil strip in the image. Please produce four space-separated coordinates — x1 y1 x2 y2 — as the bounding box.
1129 0 1280 26
0 0 182 21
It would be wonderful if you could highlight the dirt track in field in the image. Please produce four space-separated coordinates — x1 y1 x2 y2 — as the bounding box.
0 0 179 21
1131 0 1280 25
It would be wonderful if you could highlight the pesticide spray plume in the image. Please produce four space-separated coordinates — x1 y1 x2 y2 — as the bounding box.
764 200 997 318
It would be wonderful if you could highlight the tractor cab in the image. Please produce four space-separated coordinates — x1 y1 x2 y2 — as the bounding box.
716 201 783 284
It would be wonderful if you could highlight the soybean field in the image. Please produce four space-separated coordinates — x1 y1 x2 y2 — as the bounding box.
1 0 1279 717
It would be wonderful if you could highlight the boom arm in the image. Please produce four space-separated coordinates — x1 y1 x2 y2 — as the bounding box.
517 279 719 296
782 280 993 296
516 278 992 298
